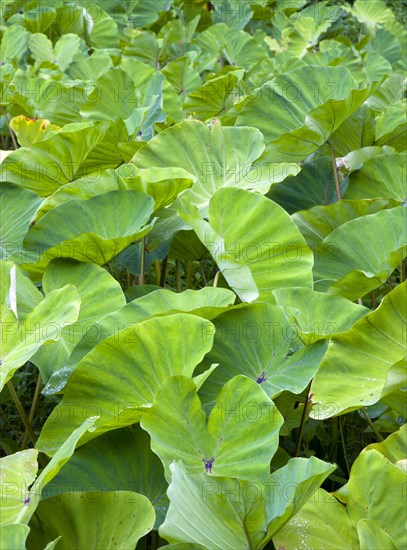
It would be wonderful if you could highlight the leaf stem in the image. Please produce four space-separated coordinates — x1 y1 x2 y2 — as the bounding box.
154 260 160 286
186 261 194 289
327 140 342 201
176 260 182 292
21 374 42 450
213 270 221 288
139 237 145 285
294 382 312 457
160 255 168 287
7 381 37 446
339 416 350 476
361 407 384 442
21 374 42 451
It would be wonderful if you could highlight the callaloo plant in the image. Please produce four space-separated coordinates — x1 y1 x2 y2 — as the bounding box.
0 0 406 549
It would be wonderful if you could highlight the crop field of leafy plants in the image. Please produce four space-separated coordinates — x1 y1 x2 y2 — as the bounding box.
0 0 406 549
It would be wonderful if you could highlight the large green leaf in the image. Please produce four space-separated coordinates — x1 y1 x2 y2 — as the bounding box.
347 449 406 548
160 458 335 549
0 261 43 324
28 491 155 550
0 418 97 530
345 152 407 202
0 184 42 261
141 375 284 481
0 283 80 391
273 488 358 549
43 287 235 395
267 156 337 214
80 67 165 138
36 314 215 454
310 283 407 419
0 449 38 526
272 287 369 345
262 457 336 545
292 198 399 250
357 519 398 550
313 206 407 299
21 190 155 278
197 303 327 403
132 119 296 210
0 121 126 196
236 65 374 162
181 187 313 302
0 525 31 550
9 116 61 148
42 426 169 527
160 461 266 549
28 32 81 70
31 260 125 383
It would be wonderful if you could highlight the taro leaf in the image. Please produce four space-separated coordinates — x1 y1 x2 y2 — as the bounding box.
345 152 407 202
180 187 313 303
267 156 337 214
33 168 128 220
236 65 373 163
132 119 299 214
262 457 336 543
362 424 406 463
31 260 125 383
41 426 168 528
161 55 202 97
313 206 407 299
169 230 210 261
141 375 283 481
118 166 195 211
197 303 327 403
80 67 165 138
43 287 235 395
36 314 215 454
21 190 155 278
0 121 125 196
292 198 399 250
7 75 85 127
273 488 358 550
159 461 267 549
183 72 240 120
310 282 407 419
0 261 43 323
27 491 155 550
0 417 97 528
67 50 113 80
324 103 375 156
0 524 30 550
375 101 406 151
350 0 396 29
28 32 81 70
0 26 29 65
160 458 335 549
9 115 60 147
0 283 80 392
0 449 38 526
272 287 369 345
125 285 162 300
357 519 398 550
0 185 42 261
347 449 407 548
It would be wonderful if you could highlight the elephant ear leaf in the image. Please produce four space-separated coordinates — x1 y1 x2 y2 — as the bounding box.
310 282 407 419
236 65 374 162
180 187 313 303
0 263 80 392
22 190 155 278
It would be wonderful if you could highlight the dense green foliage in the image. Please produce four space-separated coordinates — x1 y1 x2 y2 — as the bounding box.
0 1 406 549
